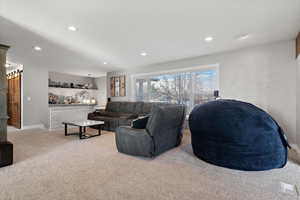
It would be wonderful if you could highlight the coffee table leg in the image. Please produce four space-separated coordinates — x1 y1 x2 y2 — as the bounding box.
98 126 101 136
83 127 86 133
79 126 83 139
65 124 68 136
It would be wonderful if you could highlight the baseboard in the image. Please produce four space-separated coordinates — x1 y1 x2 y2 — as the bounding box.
290 144 300 153
22 124 45 130
288 144 300 164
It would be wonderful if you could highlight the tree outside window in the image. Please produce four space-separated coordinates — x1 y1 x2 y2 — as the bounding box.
135 68 218 114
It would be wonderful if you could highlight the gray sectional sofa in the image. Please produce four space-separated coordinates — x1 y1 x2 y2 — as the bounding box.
88 101 173 131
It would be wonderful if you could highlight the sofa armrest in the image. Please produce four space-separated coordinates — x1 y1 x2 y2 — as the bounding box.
94 109 106 113
96 109 106 111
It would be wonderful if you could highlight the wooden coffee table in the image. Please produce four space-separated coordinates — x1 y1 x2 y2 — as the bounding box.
62 120 104 139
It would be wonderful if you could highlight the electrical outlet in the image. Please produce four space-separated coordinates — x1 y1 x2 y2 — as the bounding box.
280 182 298 196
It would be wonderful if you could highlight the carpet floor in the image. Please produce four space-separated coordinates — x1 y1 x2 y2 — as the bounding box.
0 128 299 200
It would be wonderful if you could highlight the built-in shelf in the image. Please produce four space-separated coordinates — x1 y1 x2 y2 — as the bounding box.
49 104 97 107
48 86 98 90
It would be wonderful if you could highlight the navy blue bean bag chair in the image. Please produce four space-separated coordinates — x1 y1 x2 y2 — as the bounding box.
189 99 289 171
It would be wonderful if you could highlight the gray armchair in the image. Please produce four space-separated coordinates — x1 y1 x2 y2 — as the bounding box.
115 104 186 157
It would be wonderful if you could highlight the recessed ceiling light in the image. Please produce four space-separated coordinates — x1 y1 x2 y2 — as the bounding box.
204 36 214 42
68 26 77 31
237 34 250 40
5 63 10 68
140 52 148 56
33 46 42 51
103 62 108 65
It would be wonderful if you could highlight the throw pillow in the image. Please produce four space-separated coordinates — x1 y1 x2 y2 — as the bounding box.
132 115 150 129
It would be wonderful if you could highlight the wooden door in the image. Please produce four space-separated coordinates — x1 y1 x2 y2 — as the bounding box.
7 72 21 129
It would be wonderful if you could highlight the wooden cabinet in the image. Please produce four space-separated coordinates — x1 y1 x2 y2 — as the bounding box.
49 105 94 129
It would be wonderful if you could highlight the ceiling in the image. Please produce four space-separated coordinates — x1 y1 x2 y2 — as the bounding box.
0 0 300 77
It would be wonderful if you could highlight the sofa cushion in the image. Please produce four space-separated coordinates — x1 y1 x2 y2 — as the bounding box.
94 111 137 119
133 102 144 114
119 102 135 113
142 103 154 115
106 102 120 112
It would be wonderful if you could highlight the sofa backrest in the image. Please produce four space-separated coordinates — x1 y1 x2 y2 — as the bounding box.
105 101 173 115
146 104 186 155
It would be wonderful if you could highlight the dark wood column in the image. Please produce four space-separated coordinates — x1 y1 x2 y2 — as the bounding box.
0 44 13 168
0 44 9 142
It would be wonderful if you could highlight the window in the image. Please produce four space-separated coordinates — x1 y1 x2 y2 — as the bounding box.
134 66 218 113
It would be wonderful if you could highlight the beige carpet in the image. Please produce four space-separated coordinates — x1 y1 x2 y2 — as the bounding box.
0 128 299 200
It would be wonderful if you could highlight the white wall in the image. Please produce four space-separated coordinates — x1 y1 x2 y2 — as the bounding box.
23 67 107 128
112 40 297 145
23 65 48 128
95 76 107 106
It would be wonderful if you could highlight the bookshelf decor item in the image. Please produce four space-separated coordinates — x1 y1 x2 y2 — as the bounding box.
110 75 126 97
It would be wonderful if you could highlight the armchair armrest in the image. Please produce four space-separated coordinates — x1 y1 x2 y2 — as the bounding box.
115 126 154 157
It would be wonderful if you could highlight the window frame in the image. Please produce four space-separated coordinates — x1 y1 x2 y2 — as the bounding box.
132 64 220 105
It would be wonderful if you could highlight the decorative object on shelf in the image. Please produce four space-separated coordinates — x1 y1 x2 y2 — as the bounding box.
48 79 96 90
48 93 59 104
91 98 96 104
110 75 126 97
48 88 97 105
62 82 69 88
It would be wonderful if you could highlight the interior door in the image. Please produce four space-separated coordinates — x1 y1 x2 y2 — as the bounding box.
7 72 21 129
